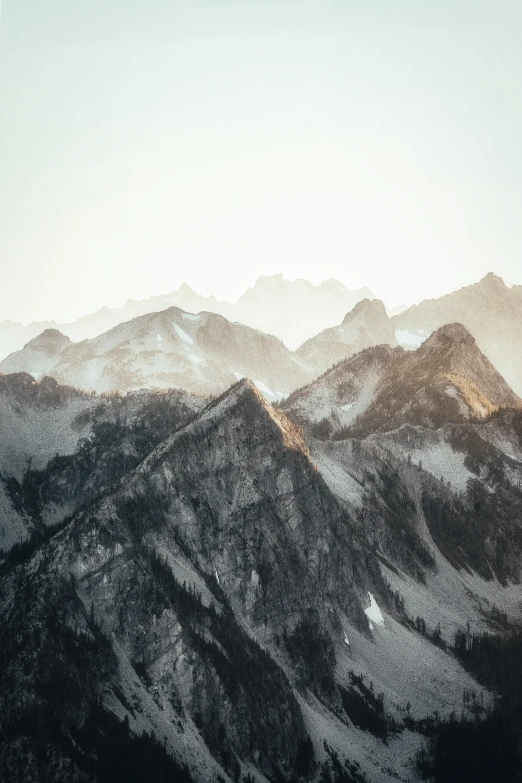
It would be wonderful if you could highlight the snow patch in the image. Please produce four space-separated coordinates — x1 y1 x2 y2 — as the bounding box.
364 592 385 628
188 354 204 364
172 323 193 344
233 371 244 381
252 381 287 403
253 380 277 402
182 312 200 321
340 402 354 411
395 329 430 349
156 334 163 346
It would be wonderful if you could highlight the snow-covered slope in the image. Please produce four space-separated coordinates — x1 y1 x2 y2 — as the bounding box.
1 307 314 398
295 298 397 374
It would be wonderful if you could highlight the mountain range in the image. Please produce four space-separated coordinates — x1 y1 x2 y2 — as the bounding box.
0 308 313 399
0 275 375 360
2 274 522 782
3 272 522 400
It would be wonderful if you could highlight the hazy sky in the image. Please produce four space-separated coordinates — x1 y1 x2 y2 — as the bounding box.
1 0 522 323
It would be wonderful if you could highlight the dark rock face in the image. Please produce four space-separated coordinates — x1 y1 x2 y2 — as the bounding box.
0 380 391 781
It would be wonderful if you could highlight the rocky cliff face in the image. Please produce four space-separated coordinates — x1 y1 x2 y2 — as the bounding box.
0 380 396 782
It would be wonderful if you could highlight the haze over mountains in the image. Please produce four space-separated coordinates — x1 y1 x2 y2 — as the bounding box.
2 271 522 398
0 308 313 399
2 272 522 782
0 275 375 360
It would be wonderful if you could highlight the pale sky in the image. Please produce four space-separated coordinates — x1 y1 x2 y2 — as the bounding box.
1 0 522 323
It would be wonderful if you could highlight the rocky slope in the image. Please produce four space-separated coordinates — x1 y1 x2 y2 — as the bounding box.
0 373 204 552
282 345 400 439
393 273 522 395
283 324 520 440
2 327 522 782
0 376 498 783
1 307 314 398
295 299 397 375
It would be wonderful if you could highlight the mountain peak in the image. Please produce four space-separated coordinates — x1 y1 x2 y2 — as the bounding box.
423 322 476 347
26 328 71 349
342 297 387 324
178 282 196 295
199 378 310 456
478 272 507 290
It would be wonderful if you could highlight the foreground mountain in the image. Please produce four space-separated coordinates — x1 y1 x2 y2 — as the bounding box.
284 323 520 439
295 299 397 375
0 275 375 361
1 375 506 782
0 307 313 398
393 273 522 395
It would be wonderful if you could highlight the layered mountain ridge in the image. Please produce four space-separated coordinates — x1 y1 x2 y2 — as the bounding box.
295 299 397 374
0 275 375 360
0 307 313 399
283 323 520 440
2 288 522 782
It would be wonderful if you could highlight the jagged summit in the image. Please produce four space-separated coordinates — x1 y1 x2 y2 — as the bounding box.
148 377 310 469
0 328 73 379
285 321 520 440
477 271 508 290
347 322 520 438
